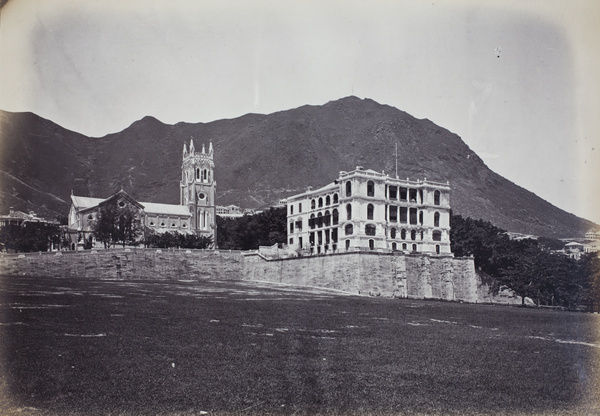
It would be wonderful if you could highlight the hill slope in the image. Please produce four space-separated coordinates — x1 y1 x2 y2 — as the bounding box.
0 97 595 237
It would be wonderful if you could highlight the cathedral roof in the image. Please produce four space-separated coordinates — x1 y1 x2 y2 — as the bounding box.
139 202 191 217
71 195 105 210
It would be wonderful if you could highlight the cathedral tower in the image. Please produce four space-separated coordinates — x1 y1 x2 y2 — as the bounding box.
180 139 216 241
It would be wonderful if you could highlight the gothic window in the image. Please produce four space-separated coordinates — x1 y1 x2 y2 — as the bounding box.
346 181 352 197
311 199 316 210
324 210 331 226
317 212 323 228
432 230 442 241
411 230 416 240
367 181 375 197
309 214 315 229
367 204 374 220
318 197 323 208
365 224 376 236
346 203 352 220
325 195 331 206
401 229 406 240
333 193 339 204
203 169 207 182
402 243 407 250
390 228 396 239
196 168 200 180
345 224 353 235
332 209 339 225
434 190 441 205
434 212 440 227
392 242 397 251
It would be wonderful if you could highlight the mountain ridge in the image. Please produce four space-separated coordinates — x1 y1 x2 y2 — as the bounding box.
0 97 596 238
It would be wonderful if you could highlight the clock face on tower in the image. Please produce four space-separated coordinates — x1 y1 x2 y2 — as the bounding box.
198 192 206 201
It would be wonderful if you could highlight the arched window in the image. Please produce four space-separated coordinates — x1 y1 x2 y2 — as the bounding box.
311 199 316 210
412 244 418 252
432 230 442 241
345 224 353 235
346 204 352 220
367 204 374 220
345 239 351 250
333 193 339 204
317 212 323 228
203 169 207 182
325 195 331 206
436 244 440 254
324 210 331 226
369 239 375 250
196 168 200 180
346 181 352 197
367 181 374 197
390 228 396 239
434 190 441 205
402 243 407 250
318 197 323 208
365 224 376 236
411 230 416 240
392 242 397 251
332 209 339 225
310 214 315 230
434 212 440 227
401 229 406 240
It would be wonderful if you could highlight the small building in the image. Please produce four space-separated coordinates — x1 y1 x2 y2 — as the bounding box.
284 167 452 255
0 208 56 228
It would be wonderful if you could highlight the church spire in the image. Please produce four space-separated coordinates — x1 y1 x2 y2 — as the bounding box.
189 138 195 154
209 142 213 155
183 143 188 157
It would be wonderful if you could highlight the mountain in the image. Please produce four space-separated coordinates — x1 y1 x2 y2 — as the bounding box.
0 97 596 238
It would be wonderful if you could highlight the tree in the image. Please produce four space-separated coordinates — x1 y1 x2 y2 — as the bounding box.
0 222 61 253
216 207 286 250
93 202 143 248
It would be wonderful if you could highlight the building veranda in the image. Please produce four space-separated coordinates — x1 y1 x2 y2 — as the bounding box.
284 167 451 256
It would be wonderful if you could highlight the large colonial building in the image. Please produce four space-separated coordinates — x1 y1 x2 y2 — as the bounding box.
284 167 452 255
68 140 216 249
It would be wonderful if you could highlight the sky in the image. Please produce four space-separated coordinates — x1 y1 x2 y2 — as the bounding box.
0 0 599 225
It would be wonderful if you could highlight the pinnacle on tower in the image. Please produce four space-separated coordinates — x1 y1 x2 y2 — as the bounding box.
209 142 213 155
183 143 188 157
202 143 206 154
189 139 195 154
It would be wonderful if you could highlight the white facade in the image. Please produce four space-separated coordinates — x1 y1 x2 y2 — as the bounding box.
285 167 452 255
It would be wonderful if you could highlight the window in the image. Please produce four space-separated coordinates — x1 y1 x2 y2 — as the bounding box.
317 212 323 228
324 211 331 226
400 187 407 201
290 205 294 215
87 214 93 220
436 244 440 254
389 186 397 200
290 222 294 233
345 224 353 235
390 228 396 239
392 242 397 251
309 214 315 229
400 207 408 223
299 203 303 212
289 238 293 245
331 228 338 242
434 212 440 227
295 219 303 231
410 208 418 225
333 193 339 204
345 239 351 250
318 197 323 208
332 209 339 225
161 222 166 227
389 206 398 222
401 229 406 240
198 193 206 200
409 189 418 202
326 195 331 206
367 204 374 220
365 224 376 236
411 230 416 240
432 230 442 241
150 221 155 226
402 243 407 250
434 191 440 206
419 190 423 204
311 199 316 210
367 181 374 197
419 211 423 225
412 244 417 252
346 204 352 220
203 169 207 182
182 223 187 228
299 237 303 248
346 181 352 197
369 239 375 250
118 200 125 208
172 223 176 227
196 168 200 180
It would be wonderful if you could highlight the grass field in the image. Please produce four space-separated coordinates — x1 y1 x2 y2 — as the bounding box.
0 275 599 416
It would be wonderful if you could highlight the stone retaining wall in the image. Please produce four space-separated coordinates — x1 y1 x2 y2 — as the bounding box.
0 249 478 302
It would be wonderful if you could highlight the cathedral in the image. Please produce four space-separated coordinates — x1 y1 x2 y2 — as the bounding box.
67 139 216 249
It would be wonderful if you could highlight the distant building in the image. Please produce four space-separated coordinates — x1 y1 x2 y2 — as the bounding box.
0 208 57 227
216 205 260 218
564 242 585 260
284 166 452 255
67 139 216 249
